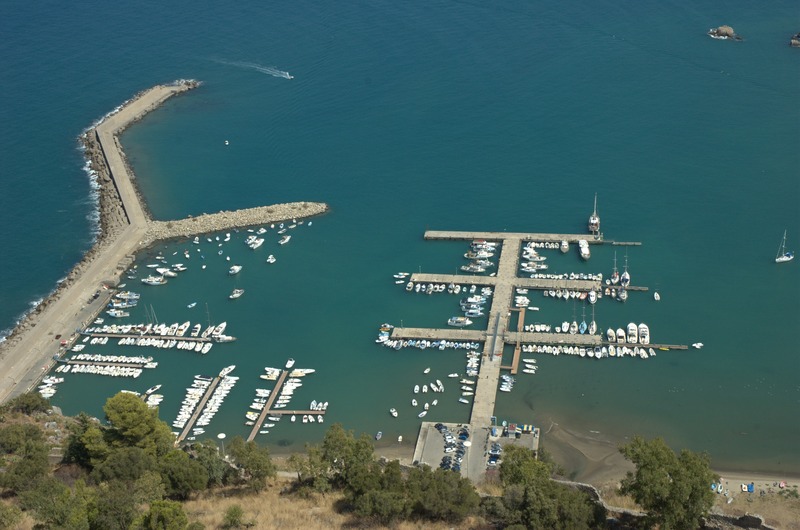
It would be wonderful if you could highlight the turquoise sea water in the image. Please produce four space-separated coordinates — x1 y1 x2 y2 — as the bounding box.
1 1 798 474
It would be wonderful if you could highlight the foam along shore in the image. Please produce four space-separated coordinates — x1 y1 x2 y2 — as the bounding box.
0 80 328 404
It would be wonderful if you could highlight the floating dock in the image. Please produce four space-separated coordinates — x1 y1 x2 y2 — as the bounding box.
175 375 222 443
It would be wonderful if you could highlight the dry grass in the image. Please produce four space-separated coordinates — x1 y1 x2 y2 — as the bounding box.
183 477 490 529
711 488 800 530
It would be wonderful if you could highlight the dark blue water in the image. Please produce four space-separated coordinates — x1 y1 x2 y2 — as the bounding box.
2 1 798 474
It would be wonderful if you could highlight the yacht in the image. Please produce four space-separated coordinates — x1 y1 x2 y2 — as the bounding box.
447 316 473 327
626 323 638 344
578 239 590 260
588 290 597 304
616 328 626 343
620 254 631 286
638 323 650 345
228 264 242 275
229 289 245 299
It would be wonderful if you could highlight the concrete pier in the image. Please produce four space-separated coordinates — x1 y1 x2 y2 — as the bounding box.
176 375 222 443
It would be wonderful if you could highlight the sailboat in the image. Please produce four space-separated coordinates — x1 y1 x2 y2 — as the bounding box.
588 193 600 234
588 306 597 335
620 252 631 287
579 306 588 334
775 230 794 263
610 252 619 285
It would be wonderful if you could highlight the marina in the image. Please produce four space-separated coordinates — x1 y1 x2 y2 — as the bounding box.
246 364 328 442
174 365 237 443
385 227 687 477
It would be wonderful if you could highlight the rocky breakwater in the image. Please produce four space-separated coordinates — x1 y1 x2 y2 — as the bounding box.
141 202 329 247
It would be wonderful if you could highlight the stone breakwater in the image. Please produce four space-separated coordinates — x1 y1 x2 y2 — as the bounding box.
0 80 328 403
142 202 328 247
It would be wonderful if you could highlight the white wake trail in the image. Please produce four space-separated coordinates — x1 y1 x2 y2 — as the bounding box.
213 59 293 79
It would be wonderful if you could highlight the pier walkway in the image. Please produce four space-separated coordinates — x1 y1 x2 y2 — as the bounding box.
248 370 289 442
176 375 221 443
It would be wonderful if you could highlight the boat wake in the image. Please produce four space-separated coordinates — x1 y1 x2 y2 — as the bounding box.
212 59 293 79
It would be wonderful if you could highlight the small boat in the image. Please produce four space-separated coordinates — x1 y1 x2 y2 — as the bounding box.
187 302 197 308
228 264 242 275
627 322 638 344
285 358 295 369
389 408 398 417
413 385 419 394
448 373 459 378
654 292 660 301
692 342 704 349
447 316 473 327
775 229 794 263
411 398 417 406
229 288 245 299
278 235 291 245
560 240 569 253
375 431 382 440
423 367 430 374
418 410 427 418
578 239 590 260
458 397 469 404
266 254 276 264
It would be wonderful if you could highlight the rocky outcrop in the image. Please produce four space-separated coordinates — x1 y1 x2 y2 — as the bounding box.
708 25 742 41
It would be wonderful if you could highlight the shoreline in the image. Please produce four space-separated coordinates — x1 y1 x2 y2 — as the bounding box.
0 80 328 403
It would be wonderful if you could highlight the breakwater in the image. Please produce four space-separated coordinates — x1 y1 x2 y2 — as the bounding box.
0 81 328 403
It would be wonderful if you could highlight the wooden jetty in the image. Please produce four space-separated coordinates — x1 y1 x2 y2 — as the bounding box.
176 375 222 443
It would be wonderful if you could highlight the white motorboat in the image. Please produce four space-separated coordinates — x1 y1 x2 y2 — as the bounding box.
560 240 569 253
411 398 417 406
285 358 295 369
578 239 590 260
638 323 650 345
266 254 276 264
775 229 795 263
448 373 459 378
278 235 291 245
141 275 167 286
106 308 129 318
390 408 398 417
228 264 242 275
458 397 469 404
423 367 430 374
616 328 626 343
654 291 660 301
692 342 704 349
418 410 427 418
447 316 473 327
229 288 245 299
626 323 638 344
413 385 419 394
219 365 235 377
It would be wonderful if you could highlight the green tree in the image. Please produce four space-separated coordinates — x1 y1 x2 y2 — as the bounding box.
228 437 275 492
221 505 244 529
190 440 235 487
0 502 23 529
488 446 604 529
0 423 44 453
89 480 141 530
93 446 157 483
287 445 331 494
406 466 480 522
137 500 188 530
158 449 208 500
619 436 716 529
103 392 174 457
0 438 50 493
63 412 102 468
19 476 90 529
4 392 51 415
